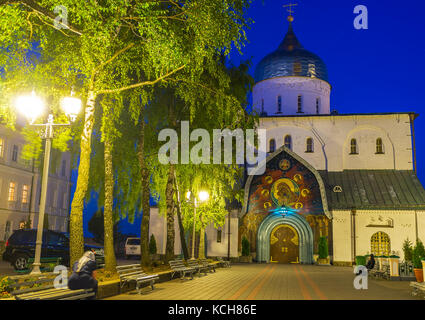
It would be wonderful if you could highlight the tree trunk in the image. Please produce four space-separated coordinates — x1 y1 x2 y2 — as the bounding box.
138 117 151 267
173 173 189 260
165 164 175 262
198 214 206 259
70 91 96 265
104 139 117 273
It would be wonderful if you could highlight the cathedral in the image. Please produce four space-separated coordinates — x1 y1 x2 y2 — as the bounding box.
237 15 425 266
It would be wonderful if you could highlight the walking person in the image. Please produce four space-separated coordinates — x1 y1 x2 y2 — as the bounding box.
68 251 98 299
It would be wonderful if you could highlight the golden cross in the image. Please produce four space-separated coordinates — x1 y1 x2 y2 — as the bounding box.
283 2 298 21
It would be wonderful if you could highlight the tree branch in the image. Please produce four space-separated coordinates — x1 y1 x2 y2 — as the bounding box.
3 0 83 35
98 65 185 95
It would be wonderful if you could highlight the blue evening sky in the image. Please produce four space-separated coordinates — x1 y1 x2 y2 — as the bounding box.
78 0 425 237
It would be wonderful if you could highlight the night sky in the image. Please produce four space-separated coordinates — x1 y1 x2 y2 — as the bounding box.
77 0 425 237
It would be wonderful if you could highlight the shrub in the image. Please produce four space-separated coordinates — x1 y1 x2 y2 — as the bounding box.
149 234 157 255
355 256 366 266
402 238 414 262
412 239 425 269
241 237 250 257
318 236 328 259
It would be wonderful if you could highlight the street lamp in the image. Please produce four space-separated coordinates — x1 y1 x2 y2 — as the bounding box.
15 91 81 274
186 190 209 260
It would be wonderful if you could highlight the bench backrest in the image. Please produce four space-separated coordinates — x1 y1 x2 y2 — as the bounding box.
169 260 188 270
9 274 58 296
116 264 145 277
186 260 200 268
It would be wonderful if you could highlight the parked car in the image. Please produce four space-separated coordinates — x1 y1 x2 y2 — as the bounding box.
125 237 141 259
2 229 105 271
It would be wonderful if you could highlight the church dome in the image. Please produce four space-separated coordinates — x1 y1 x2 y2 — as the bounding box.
254 23 329 83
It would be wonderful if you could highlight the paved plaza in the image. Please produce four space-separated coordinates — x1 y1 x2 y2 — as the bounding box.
104 264 420 300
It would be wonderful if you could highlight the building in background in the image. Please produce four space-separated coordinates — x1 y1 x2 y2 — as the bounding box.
239 16 425 265
0 124 72 242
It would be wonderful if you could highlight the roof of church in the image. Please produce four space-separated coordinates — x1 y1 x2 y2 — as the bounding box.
254 22 328 84
319 170 425 210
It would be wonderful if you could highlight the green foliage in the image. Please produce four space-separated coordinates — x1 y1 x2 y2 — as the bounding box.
242 237 250 257
318 236 328 259
402 238 414 262
149 234 157 255
0 276 13 298
413 239 425 269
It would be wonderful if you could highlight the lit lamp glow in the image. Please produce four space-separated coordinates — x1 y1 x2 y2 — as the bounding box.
198 191 209 202
61 96 82 121
15 91 44 123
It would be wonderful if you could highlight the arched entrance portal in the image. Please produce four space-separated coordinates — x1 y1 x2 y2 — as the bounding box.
257 213 314 264
270 224 299 263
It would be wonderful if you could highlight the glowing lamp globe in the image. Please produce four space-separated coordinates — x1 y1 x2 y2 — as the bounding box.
15 91 45 123
61 97 82 121
198 191 209 202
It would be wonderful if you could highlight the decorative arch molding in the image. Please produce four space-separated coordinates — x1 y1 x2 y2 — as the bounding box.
241 145 332 219
256 213 314 264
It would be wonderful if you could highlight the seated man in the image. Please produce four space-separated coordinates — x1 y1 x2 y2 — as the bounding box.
68 251 98 299
366 254 375 270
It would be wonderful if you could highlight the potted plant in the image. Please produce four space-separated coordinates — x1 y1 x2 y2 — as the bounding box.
149 234 160 261
412 240 425 283
317 236 330 265
240 237 252 263
355 255 366 266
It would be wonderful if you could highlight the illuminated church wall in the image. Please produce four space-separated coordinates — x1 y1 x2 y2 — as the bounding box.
239 149 331 258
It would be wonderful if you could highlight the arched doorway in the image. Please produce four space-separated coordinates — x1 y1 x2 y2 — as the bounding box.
257 213 314 264
270 224 299 263
371 231 391 256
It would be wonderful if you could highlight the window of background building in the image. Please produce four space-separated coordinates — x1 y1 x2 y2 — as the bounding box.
376 138 384 154
269 139 276 153
61 159 67 177
217 229 222 243
22 185 29 204
371 231 391 256
350 139 358 154
8 182 16 201
297 95 303 113
0 138 4 158
284 135 292 150
306 138 314 153
12 145 18 162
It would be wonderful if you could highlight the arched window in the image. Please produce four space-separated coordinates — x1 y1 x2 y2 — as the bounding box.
376 138 384 154
371 232 391 256
277 96 282 113
350 139 358 154
316 98 320 114
269 139 276 153
284 135 292 151
306 138 314 153
297 95 303 113
261 99 264 114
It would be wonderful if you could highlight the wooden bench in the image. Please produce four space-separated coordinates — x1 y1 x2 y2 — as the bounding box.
116 264 159 294
217 257 231 268
9 273 95 300
199 258 216 273
169 259 196 280
186 259 209 276
410 281 425 298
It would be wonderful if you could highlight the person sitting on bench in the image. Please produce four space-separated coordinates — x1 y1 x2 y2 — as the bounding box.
68 251 98 299
366 254 375 270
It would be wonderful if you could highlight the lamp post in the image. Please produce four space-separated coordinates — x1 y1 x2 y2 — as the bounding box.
16 91 81 274
186 190 209 260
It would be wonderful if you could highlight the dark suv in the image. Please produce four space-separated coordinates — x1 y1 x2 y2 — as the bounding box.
2 229 105 270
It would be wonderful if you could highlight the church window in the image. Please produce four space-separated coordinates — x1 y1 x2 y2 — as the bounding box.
316 98 320 114
376 138 384 154
371 232 391 256
277 96 282 113
350 139 358 154
217 229 222 243
269 139 276 153
293 62 302 74
306 138 314 153
284 135 292 151
261 99 264 114
297 95 303 113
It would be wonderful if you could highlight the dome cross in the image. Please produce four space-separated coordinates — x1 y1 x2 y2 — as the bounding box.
283 2 298 22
